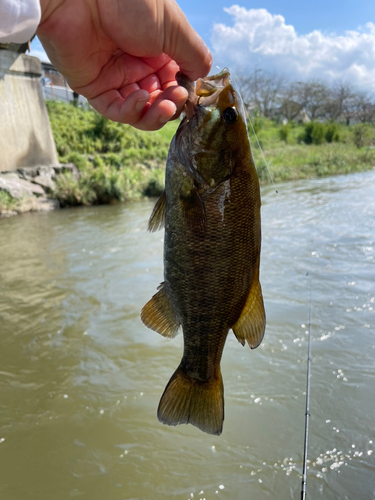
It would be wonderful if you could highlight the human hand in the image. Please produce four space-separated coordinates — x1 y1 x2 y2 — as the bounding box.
37 0 212 130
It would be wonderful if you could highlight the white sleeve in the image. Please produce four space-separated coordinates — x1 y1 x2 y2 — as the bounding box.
0 0 41 43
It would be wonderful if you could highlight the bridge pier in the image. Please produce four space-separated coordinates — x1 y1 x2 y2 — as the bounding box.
0 51 58 172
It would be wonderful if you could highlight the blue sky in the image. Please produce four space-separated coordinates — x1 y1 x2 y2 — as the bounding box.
178 0 375 44
31 1 375 92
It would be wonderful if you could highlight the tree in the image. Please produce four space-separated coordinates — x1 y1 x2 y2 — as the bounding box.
233 73 254 112
293 81 329 120
353 92 375 123
235 68 285 118
279 82 303 121
325 82 355 124
233 69 375 124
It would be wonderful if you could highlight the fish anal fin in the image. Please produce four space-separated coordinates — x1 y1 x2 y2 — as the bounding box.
158 366 224 436
140 283 180 338
233 278 266 349
148 191 167 232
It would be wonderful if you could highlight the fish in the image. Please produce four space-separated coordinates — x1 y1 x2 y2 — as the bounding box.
141 68 266 436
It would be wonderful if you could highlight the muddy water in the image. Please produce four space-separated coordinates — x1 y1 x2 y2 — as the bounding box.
0 171 374 500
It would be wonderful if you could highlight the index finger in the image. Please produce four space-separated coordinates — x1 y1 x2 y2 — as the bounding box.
163 0 212 81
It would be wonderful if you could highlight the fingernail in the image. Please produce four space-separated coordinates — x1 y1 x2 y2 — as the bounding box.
135 98 147 112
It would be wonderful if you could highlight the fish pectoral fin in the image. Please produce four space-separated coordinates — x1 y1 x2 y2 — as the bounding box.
232 279 266 349
148 190 167 232
140 283 180 338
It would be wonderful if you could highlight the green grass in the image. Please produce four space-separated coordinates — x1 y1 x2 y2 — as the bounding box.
250 119 375 183
54 161 165 206
46 100 176 161
0 190 17 213
44 101 375 207
46 100 175 206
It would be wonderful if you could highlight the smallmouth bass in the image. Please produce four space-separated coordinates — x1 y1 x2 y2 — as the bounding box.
141 68 266 435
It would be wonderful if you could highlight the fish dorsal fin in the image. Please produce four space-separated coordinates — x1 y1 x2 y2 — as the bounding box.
140 283 180 338
232 272 266 349
148 191 167 232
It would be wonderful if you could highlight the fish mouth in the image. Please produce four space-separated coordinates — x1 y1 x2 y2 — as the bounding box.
176 68 232 116
196 68 231 96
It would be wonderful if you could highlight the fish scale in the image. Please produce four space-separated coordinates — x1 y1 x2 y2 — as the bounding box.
141 68 266 435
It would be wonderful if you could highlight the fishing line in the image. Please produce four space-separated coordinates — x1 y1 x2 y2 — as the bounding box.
301 275 313 500
247 115 277 191
230 73 277 192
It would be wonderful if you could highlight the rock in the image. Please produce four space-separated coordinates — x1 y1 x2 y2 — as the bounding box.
0 209 18 217
53 163 79 181
37 165 56 178
0 173 45 199
17 164 57 180
32 174 56 193
17 166 39 180
17 196 60 212
6 163 80 182
35 198 60 211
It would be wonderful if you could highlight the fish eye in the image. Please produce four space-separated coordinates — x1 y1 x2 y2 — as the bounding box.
223 107 238 124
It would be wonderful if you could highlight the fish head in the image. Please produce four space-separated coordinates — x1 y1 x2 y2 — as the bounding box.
175 68 249 188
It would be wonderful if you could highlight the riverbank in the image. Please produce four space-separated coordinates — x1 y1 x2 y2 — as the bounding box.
1 101 374 216
251 118 375 183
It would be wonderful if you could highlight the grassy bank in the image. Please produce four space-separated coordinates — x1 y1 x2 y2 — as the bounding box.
250 118 375 183
42 101 375 207
46 100 178 206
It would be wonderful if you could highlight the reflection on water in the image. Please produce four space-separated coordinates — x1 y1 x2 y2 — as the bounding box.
0 171 374 500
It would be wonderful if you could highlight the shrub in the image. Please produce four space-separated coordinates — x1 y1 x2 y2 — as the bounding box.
248 112 264 135
0 190 16 212
353 124 369 148
46 100 171 162
325 122 340 143
53 172 96 206
67 152 89 171
255 161 270 183
279 125 290 143
143 169 165 197
301 121 325 145
105 153 122 168
92 155 104 168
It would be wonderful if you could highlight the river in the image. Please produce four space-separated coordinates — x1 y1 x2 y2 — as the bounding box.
0 170 374 500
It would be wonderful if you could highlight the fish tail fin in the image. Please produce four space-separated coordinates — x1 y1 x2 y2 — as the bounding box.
157 366 224 435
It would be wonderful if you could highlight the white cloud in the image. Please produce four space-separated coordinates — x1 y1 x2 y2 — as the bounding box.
29 37 50 63
211 6 375 92
29 49 50 63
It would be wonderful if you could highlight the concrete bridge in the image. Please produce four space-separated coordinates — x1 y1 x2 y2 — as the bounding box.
0 49 58 172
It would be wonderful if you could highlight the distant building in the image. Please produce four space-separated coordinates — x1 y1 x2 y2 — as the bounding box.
41 61 65 87
40 61 87 106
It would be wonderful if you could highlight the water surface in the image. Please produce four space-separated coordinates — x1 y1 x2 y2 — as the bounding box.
0 171 374 499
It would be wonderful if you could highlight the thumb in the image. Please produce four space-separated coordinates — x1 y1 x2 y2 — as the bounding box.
163 0 212 81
